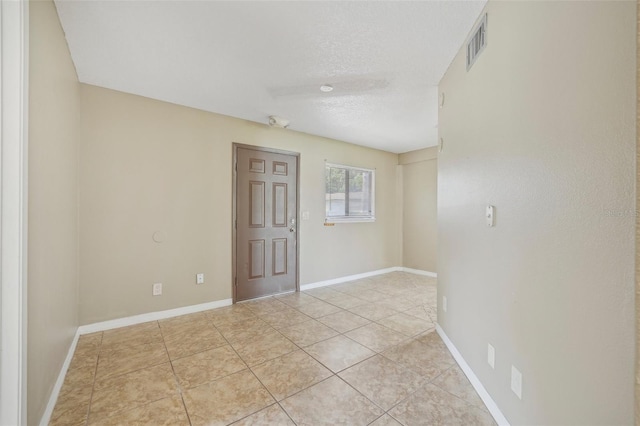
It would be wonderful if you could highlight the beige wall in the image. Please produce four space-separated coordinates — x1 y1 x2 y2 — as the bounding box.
636 1 640 423
439 1 635 424
399 147 438 272
79 85 401 324
28 0 81 423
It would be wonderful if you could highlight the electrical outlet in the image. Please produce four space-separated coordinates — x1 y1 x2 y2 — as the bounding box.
152 283 162 296
442 296 448 312
511 366 523 399
487 344 495 369
196 273 204 284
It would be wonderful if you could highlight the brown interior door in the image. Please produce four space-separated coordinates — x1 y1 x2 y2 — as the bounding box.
235 146 298 301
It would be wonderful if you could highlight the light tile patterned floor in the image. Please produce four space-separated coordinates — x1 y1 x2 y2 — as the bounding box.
50 272 495 426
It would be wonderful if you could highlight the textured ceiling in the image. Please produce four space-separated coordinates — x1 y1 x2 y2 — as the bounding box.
55 1 486 153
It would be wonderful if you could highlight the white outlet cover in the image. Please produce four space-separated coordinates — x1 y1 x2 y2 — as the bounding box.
487 344 495 369
152 283 162 296
511 366 523 399
196 273 204 284
442 296 447 312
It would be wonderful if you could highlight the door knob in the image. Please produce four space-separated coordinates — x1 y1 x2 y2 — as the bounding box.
289 227 296 233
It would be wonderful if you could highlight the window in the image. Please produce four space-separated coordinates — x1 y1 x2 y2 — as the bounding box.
325 163 375 222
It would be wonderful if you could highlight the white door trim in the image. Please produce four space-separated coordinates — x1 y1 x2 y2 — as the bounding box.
0 0 29 424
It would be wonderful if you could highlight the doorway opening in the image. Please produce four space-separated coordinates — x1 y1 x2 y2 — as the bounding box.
232 144 300 302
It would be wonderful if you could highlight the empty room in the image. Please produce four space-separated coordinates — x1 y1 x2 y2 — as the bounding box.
0 0 636 425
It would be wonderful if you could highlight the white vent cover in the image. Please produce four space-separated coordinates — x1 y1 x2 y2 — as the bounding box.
466 13 487 71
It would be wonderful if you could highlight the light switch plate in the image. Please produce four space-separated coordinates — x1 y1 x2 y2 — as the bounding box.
487 344 495 369
486 205 495 227
196 273 204 284
442 296 448 312
511 366 523 399
152 283 162 296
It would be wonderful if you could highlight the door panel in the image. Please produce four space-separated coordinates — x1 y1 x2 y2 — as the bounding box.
236 147 298 301
249 181 265 228
273 161 288 175
272 183 287 227
249 158 265 173
272 238 287 276
248 239 265 279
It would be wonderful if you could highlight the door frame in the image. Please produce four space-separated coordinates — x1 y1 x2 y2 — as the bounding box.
0 0 29 423
232 143 300 303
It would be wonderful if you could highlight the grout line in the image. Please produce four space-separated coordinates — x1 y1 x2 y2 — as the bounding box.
62 272 439 424
428 367 491 411
158 321 193 426
276 400 299 425
366 414 386 426
276 373 337 401
88 334 196 423
333 374 387 414
87 321 180 423
245 332 337 407
214 317 282 424
173 312 253 424
436 325 508 425
179 395 193 426
245 369 280 414
83 331 104 426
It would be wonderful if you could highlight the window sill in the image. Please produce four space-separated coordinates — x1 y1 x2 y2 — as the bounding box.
325 218 376 224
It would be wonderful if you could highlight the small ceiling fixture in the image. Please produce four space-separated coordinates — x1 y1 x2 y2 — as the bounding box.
268 115 290 128
320 84 334 93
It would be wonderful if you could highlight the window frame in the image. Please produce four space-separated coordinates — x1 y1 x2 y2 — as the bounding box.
324 162 376 223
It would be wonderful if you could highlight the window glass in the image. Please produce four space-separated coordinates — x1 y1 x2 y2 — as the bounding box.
325 163 375 222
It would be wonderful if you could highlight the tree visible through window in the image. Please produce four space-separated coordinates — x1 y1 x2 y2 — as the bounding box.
325 163 375 222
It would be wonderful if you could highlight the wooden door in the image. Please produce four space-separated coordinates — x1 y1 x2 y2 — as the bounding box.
235 146 298 301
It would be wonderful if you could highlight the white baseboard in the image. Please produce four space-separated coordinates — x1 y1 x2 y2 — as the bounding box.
41 297 233 425
436 324 510 426
400 267 437 278
43 266 435 426
78 298 233 335
81 267 429 335
300 267 402 290
300 266 436 291
39 330 81 426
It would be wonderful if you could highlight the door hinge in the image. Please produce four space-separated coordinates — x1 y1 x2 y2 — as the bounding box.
234 277 237 287
235 219 237 229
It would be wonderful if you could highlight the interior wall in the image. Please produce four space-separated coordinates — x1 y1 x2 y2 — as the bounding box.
438 1 635 424
399 147 438 272
636 0 640 422
27 0 81 423
79 84 401 324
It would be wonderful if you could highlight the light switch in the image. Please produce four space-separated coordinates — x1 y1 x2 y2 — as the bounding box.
487 343 495 369
486 205 495 227
511 366 523 399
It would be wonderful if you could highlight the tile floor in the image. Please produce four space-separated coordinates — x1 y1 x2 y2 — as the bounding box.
50 272 495 426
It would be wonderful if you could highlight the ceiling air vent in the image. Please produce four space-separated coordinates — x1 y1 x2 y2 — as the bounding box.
466 13 487 71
